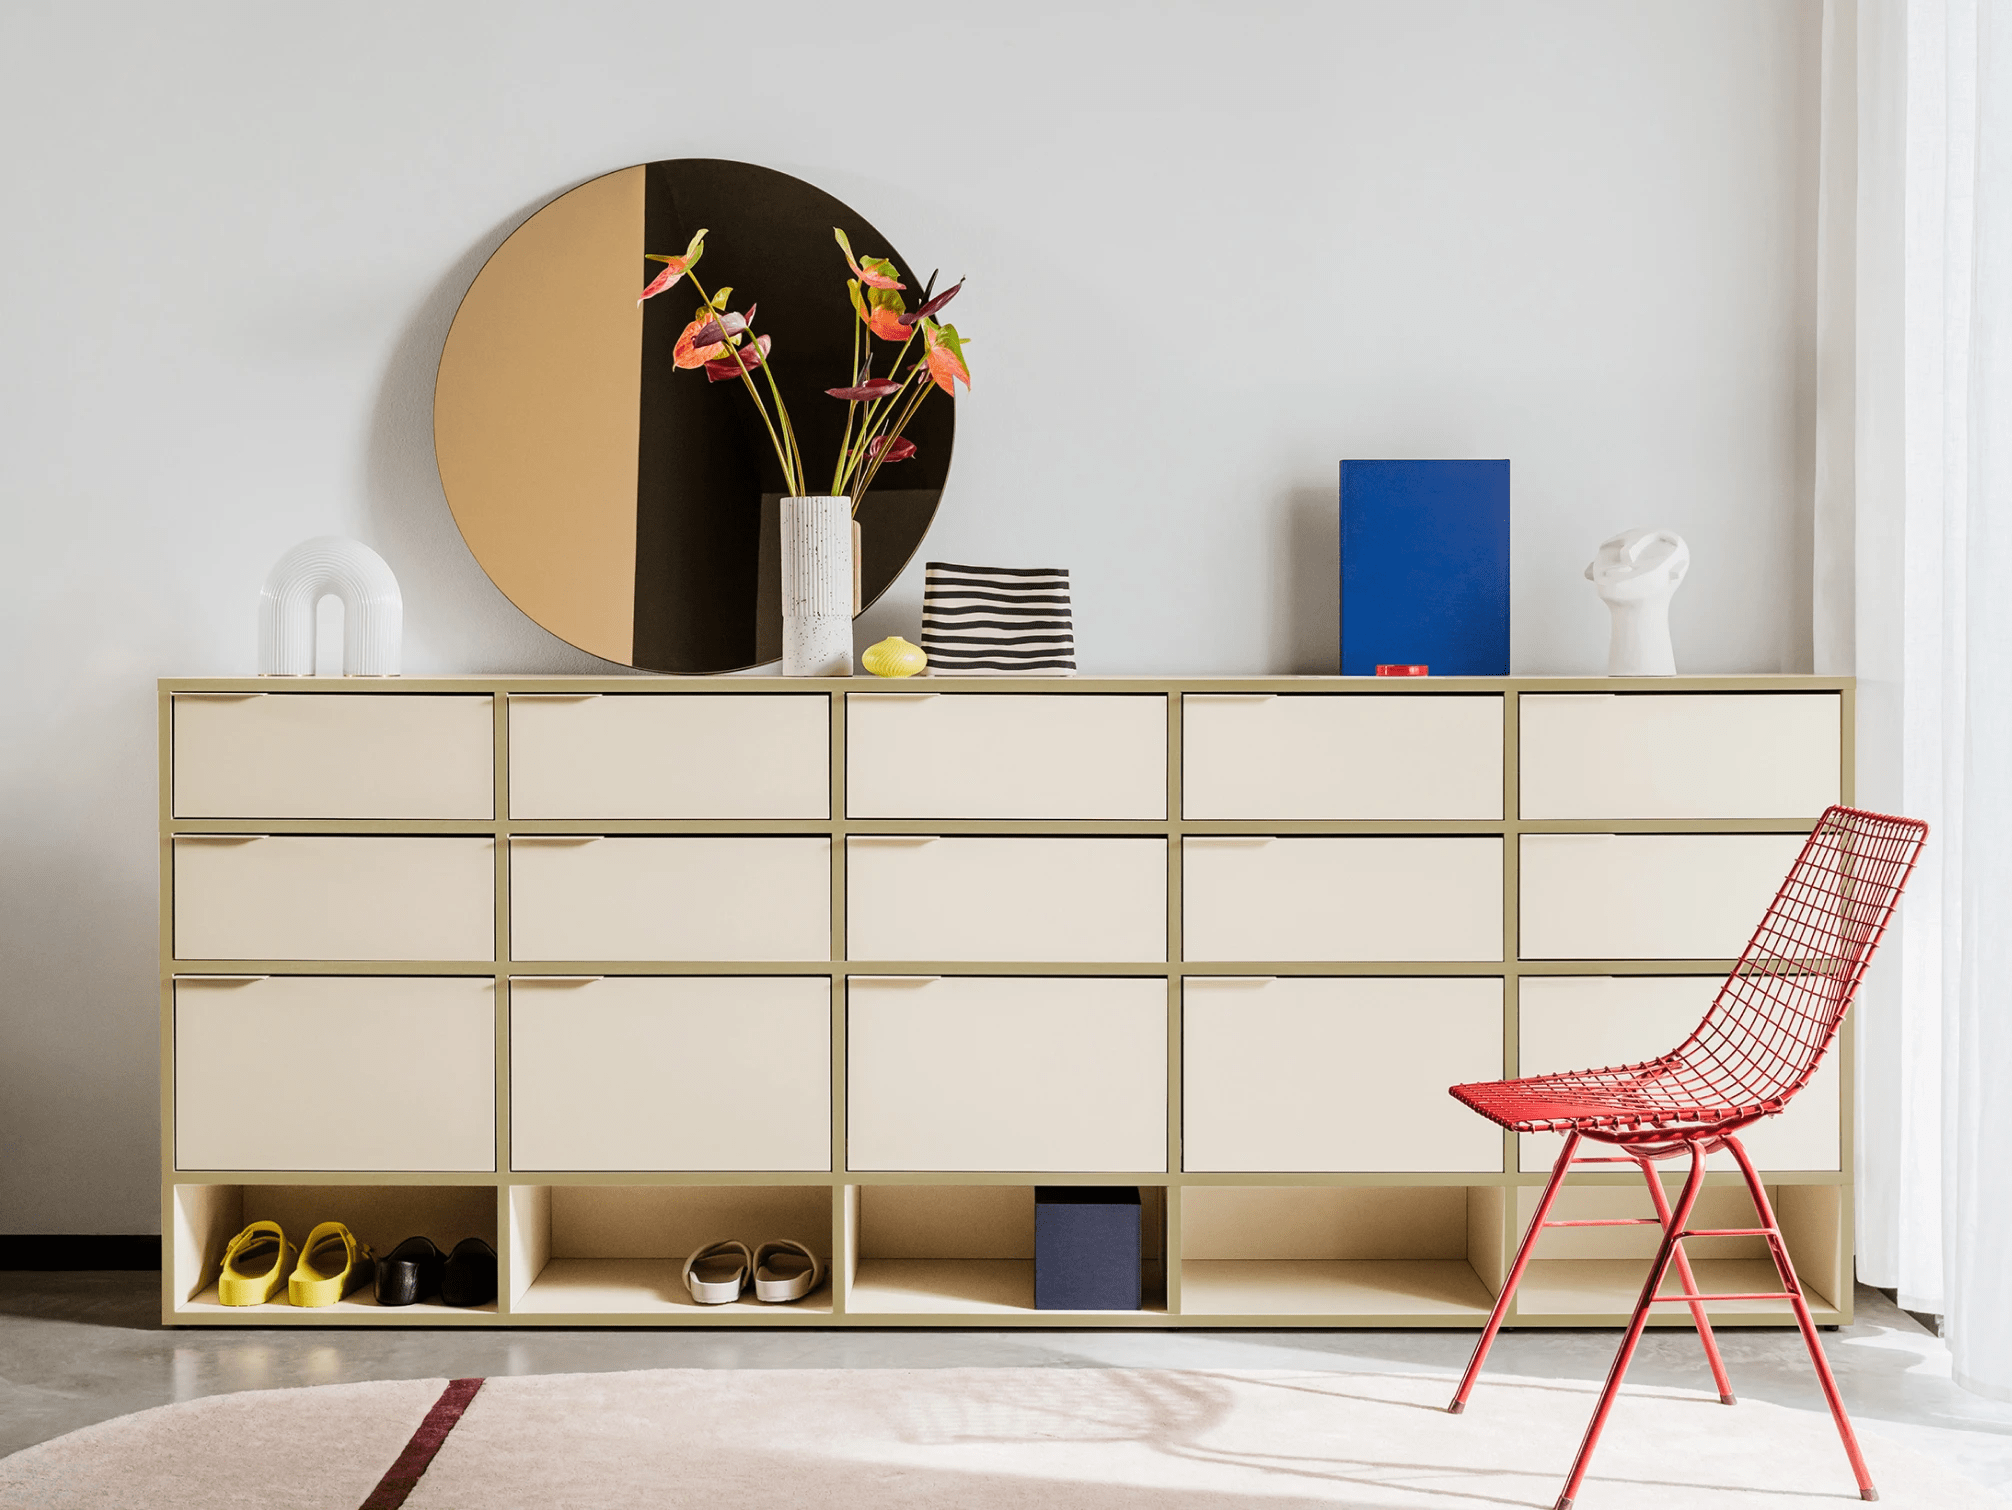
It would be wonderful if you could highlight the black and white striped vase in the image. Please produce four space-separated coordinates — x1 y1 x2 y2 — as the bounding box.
920 562 1076 675
780 496 853 677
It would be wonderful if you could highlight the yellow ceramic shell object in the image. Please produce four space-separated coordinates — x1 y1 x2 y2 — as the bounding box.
862 637 927 678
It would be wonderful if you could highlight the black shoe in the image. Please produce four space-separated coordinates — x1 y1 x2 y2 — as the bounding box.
441 1237 497 1307
374 1236 446 1307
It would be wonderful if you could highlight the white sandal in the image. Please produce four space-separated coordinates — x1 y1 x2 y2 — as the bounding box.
682 1239 751 1305
752 1239 822 1303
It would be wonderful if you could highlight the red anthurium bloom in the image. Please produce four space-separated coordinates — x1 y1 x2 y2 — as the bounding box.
827 379 903 401
900 278 964 326
922 321 972 395
638 228 708 303
638 261 686 304
833 227 905 290
703 334 771 382
673 318 728 369
868 435 917 463
866 306 908 342
686 305 755 348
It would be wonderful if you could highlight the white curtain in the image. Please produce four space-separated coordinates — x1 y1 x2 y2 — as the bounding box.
1818 0 2012 1401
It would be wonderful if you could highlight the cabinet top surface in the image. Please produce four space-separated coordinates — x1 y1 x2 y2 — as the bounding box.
161 674 1853 694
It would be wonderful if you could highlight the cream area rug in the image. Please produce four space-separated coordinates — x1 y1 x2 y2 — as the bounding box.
0 1367 1996 1510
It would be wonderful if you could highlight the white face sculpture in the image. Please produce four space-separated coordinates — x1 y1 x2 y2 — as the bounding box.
1585 528 1690 604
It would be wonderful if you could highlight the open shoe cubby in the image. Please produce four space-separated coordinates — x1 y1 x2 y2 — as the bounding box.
1178 1185 1505 1322
170 1183 498 1321
845 1184 1168 1316
508 1184 835 1318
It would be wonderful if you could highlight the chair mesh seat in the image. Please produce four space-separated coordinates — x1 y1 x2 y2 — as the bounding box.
1450 1055 1792 1135
1453 807 1928 1141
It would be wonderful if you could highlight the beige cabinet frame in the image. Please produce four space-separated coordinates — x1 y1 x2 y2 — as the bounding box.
158 673 1855 1329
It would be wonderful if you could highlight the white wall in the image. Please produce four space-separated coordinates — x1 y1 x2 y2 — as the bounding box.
0 0 1819 1231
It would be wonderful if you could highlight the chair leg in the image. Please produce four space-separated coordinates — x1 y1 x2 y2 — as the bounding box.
1448 1129 1580 1412
1636 1155 1735 1404
1553 1138 1709 1510
1725 1136 1878 1502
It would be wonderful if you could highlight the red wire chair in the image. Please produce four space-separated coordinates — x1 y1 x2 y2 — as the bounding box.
1446 805 1927 1510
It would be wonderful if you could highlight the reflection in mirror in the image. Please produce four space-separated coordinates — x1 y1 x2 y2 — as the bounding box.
434 159 951 673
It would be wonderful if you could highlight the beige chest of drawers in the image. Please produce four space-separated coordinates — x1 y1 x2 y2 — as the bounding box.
159 674 1855 1328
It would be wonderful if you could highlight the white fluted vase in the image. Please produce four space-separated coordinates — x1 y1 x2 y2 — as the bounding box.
780 496 853 677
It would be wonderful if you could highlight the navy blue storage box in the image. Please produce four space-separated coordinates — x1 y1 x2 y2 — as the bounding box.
1339 459 1511 676
1034 1186 1141 1310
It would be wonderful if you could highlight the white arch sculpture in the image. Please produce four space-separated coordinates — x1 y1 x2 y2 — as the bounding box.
258 536 403 676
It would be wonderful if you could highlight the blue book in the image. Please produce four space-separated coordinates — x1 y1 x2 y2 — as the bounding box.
1340 460 1510 676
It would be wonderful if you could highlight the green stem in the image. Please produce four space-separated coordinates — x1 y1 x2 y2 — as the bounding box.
853 381 935 503
832 317 862 495
839 328 926 496
764 353 805 496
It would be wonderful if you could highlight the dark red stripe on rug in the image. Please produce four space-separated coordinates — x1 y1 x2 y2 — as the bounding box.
359 1377 484 1510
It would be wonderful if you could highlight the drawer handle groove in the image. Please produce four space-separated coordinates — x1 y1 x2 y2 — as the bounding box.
510 836 603 845
510 975 603 986
174 975 269 986
848 975 942 986
1185 976 1276 987
175 834 268 844
172 692 267 701
1184 836 1276 846
508 693 600 702
1182 693 1277 702
848 835 940 846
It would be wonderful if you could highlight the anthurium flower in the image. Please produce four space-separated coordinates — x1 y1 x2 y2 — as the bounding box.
703 334 771 382
638 228 707 303
638 264 683 304
865 306 909 341
827 379 903 401
848 278 909 341
868 435 917 463
686 305 755 348
833 227 905 290
673 317 728 369
900 278 964 326
922 321 972 394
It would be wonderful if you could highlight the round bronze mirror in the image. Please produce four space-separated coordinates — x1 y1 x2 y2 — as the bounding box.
433 159 953 672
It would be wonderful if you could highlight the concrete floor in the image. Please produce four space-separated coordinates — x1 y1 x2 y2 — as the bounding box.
2 1276 2007 1501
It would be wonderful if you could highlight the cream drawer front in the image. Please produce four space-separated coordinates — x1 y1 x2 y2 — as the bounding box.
511 977 830 1170
1519 693 1840 819
1182 838 1502 962
1517 975 1839 1170
846 838 1166 962
172 694 493 819
848 976 1167 1171
510 837 830 961
510 694 828 819
173 837 494 961
1519 833 1806 959
846 694 1166 818
1184 978 1504 1172
174 977 495 1170
1183 695 1502 819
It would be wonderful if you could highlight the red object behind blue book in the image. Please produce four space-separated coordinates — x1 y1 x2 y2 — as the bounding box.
1341 461 1510 676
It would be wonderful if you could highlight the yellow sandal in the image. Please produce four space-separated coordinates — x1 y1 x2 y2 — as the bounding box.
218 1220 295 1306
288 1221 375 1307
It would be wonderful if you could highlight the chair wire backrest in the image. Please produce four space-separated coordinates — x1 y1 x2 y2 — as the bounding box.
1672 806 1929 1111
